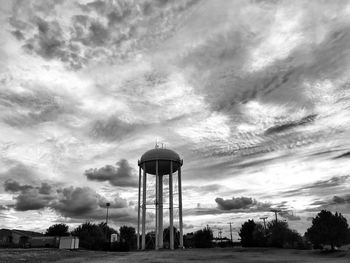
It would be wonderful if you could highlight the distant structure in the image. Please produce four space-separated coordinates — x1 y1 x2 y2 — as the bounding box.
137 144 184 250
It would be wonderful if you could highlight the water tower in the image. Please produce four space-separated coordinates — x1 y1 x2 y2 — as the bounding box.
137 145 184 250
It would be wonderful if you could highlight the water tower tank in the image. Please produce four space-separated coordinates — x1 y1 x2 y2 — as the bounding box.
139 148 182 175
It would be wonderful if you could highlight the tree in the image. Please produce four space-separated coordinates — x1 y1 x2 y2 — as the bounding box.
193 226 213 248
252 223 267 247
119 225 136 250
267 220 302 248
239 219 304 248
98 222 117 240
45 224 69 236
305 210 350 250
72 222 106 250
239 220 257 247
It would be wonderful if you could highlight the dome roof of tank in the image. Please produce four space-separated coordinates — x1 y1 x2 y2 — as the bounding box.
140 148 181 163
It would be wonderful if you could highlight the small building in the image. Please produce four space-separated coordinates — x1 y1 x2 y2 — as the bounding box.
0 229 43 247
111 233 120 243
59 236 79 250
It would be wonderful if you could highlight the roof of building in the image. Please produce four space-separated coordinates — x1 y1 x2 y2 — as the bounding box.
0 229 43 237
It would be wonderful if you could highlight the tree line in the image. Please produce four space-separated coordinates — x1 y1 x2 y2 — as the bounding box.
45 209 350 251
45 222 214 251
239 210 350 251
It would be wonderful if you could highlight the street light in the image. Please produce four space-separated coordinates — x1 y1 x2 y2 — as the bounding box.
106 202 110 225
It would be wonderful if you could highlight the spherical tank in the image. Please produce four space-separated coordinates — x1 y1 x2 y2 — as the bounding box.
139 148 183 175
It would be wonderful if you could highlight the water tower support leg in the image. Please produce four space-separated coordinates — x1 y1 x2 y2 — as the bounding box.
178 166 184 249
169 161 174 250
137 164 141 250
141 163 147 250
155 160 159 250
159 174 163 248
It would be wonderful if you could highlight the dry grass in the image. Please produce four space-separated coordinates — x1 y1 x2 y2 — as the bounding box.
0 247 349 263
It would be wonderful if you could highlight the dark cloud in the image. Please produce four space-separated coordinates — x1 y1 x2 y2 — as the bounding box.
332 195 350 204
307 194 350 213
38 183 52 195
85 159 138 187
51 186 136 224
8 0 201 68
21 16 66 62
264 114 317 136
11 30 24 40
98 195 128 209
215 196 257 210
88 21 109 46
4 180 55 211
282 175 350 197
2 179 130 220
88 116 142 141
51 186 101 217
4 179 33 192
0 163 38 183
334 151 350 159
0 89 77 128
15 188 54 211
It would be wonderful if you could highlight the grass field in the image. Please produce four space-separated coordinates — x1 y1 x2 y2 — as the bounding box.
0 247 349 263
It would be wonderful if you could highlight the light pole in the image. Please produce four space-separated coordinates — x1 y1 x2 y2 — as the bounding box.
106 202 110 225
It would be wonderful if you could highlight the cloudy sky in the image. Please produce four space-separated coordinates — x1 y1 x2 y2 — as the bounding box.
1 0 350 239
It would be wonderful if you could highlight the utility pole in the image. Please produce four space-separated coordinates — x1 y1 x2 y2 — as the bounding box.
270 209 281 224
218 228 222 241
260 216 268 231
229 222 233 244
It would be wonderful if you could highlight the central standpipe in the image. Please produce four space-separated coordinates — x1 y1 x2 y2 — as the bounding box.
169 161 174 250
137 147 183 250
141 162 146 250
155 160 159 250
158 174 164 248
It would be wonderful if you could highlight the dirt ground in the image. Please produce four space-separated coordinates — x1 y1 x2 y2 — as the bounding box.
0 247 349 263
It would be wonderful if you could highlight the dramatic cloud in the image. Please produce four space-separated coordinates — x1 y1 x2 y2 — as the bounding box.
4 181 55 211
282 175 350 197
4 179 33 192
3 180 131 221
332 194 350 204
85 159 138 187
88 117 142 141
215 197 257 210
